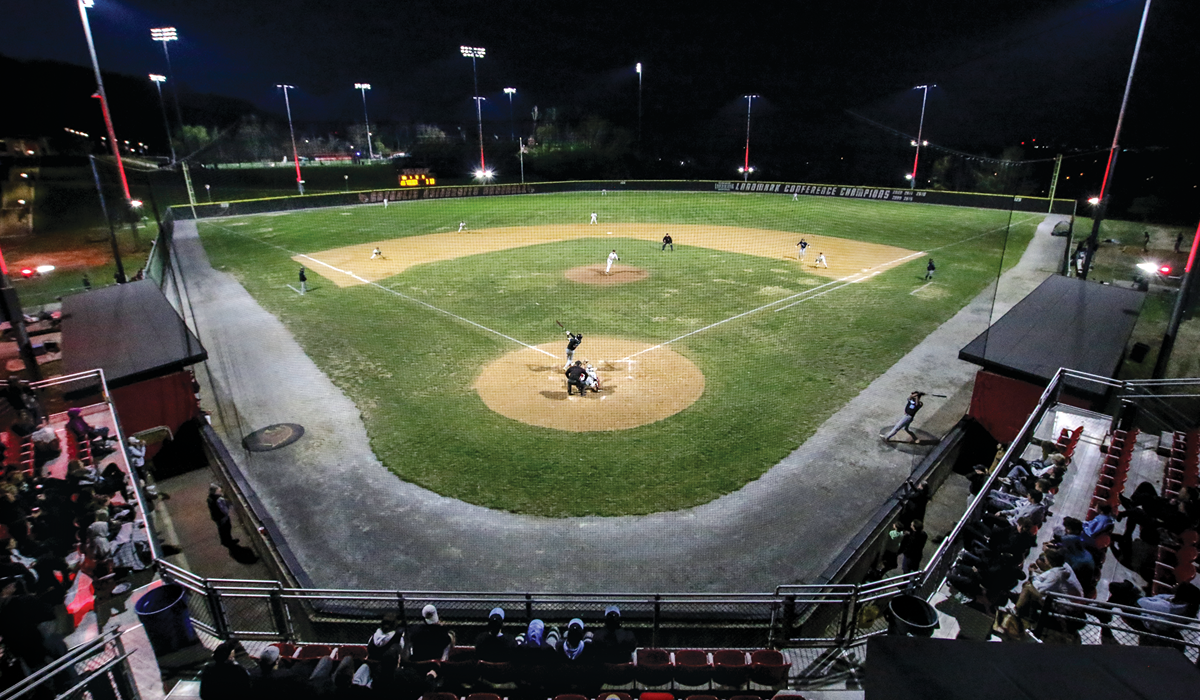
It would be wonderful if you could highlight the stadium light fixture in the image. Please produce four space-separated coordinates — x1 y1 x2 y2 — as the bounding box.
503 88 516 141
354 83 374 159
1087 196 1101 205
636 63 643 147
149 74 177 164
150 27 186 140
461 46 487 171
910 84 935 190
741 94 759 182
77 1 131 201
276 84 304 195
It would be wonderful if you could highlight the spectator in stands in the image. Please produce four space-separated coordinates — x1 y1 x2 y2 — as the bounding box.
2 377 42 423
85 511 116 580
961 518 1037 566
1045 518 1096 594
900 520 928 574
0 576 56 670
29 420 60 471
591 605 636 663
407 604 453 662
374 647 438 700
988 490 1047 529
367 612 403 665
200 640 251 700
65 408 113 449
514 618 560 658
248 645 306 697
988 479 1054 511
9 411 37 440
949 551 1024 611
1080 503 1114 550
1102 581 1200 645
559 618 593 661
1012 549 1083 619
474 607 516 662
967 464 990 502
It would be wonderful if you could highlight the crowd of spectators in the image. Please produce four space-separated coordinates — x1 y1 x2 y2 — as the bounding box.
0 384 148 690
200 604 641 700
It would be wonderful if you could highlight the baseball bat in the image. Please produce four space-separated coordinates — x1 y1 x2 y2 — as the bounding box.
556 320 564 329
928 394 948 398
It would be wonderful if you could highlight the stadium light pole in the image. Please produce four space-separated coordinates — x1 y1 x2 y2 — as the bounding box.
277 84 304 195
150 27 185 139
149 74 177 164
636 63 643 147
461 46 487 172
77 0 131 201
909 84 934 189
504 87 516 141
742 94 758 182
1081 0 1153 281
354 83 374 159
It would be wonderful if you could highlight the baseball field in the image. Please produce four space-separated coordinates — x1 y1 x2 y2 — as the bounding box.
195 190 1038 516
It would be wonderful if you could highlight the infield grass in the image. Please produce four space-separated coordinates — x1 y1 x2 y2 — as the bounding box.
197 192 1038 516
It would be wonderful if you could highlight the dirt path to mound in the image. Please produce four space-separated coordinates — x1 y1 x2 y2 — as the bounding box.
297 224 915 287
473 338 704 431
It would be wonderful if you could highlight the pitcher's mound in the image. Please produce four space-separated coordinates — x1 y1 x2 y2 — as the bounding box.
565 264 648 285
474 338 704 431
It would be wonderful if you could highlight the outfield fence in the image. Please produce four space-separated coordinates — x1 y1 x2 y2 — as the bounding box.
166 179 1076 220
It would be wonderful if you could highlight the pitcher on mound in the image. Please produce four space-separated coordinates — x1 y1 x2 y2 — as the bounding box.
605 249 619 275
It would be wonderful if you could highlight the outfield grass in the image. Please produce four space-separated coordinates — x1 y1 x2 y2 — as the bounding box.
197 192 1037 516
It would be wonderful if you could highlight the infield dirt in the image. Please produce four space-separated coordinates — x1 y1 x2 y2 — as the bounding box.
296 223 916 287
473 337 705 431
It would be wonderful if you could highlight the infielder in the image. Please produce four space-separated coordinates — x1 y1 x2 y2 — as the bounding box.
925 259 936 280
370 247 383 260
792 193 799 201
564 331 583 369
590 212 598 224
797 238 809 260
815 252 828 268
605 249 619 275
662 234 673 251
458 221 467 232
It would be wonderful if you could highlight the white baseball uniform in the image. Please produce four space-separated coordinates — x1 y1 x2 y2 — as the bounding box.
370 248 382 259
815 253 828 268
458 221 466 232
605 250 619 274
590 212 598 224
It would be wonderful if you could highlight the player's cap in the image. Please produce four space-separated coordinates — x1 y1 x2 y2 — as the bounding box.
489 607 505 621
422 604 439 624
604 605 621 618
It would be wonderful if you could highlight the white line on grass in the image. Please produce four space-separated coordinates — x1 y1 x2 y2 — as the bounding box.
209 222 559 359
620 213 1042 361
909 281 934 296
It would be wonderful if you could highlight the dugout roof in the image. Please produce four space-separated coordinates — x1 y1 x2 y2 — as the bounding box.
62 279 207 388
864 637 1200 700
958 275 1144 399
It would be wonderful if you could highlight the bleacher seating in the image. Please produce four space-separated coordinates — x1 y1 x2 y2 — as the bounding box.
1088 427 1137 519
261 643 791 694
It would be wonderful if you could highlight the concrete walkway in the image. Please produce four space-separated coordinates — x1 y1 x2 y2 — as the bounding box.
170 212 1066 593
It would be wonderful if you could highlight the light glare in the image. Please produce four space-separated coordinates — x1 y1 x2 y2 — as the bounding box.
150 27 178 42
460 46 486 58
149 74 166 82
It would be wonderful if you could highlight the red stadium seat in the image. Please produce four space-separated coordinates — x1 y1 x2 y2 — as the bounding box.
296 644 333 660
710 650 749 688
639 693 674 700
422 694 459 700
269 642 298 659
336 645 368 660
635 648 674 687
672 649 712 686
477 661 513 684
601 662 636 686
748 649 791 686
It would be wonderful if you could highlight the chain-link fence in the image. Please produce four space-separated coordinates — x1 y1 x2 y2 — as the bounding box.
1040 593 1200 663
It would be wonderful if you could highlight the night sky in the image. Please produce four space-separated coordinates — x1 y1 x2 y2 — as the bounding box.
3 1 1197 166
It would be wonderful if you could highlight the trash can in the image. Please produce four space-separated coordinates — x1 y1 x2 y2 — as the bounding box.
886 594 939 637
134 583 198 656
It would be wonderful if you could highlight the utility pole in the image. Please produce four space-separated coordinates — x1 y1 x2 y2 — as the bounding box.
1047 154 1063 213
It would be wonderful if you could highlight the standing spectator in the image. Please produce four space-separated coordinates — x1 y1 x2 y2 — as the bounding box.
900 520 928 574
1175 231 1184 253
878 521 904 574
407 604 453 662
898 480 931 527
200 640 251 700
590 605 636 663
298 267 308 294
1143 230 1150 251
2 377 42 423
207 485 238 548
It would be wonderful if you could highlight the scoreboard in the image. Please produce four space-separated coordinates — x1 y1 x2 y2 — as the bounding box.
399 169 435 187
